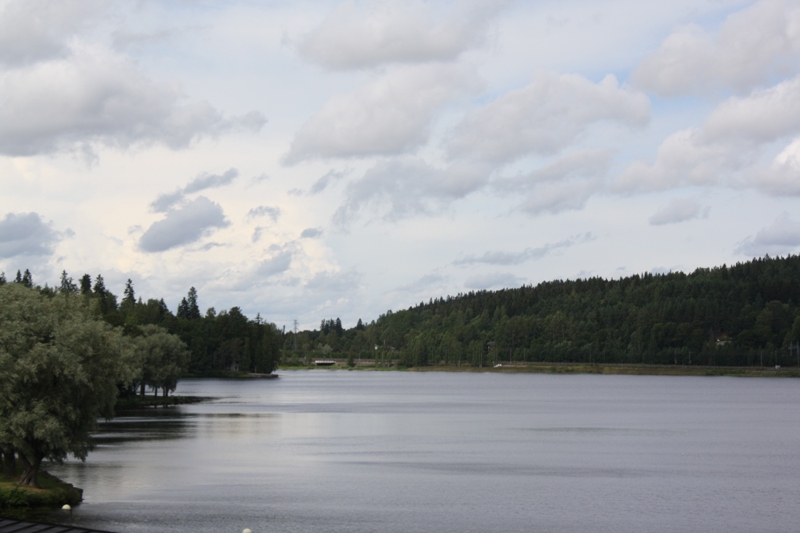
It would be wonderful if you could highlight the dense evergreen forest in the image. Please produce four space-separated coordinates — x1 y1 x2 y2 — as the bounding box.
289 255 800 369
5 254 800 374
0 270 281 377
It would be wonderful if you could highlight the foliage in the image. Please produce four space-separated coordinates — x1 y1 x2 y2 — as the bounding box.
285 255 800 369
0 284 133 487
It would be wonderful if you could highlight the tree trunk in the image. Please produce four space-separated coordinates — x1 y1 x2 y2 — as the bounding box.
2 449 17 477
18 453 42 488
140 381 145 397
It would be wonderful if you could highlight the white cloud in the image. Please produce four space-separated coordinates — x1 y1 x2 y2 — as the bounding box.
0 0 106 67
297 0 507 69
616 129 747 192
633 0 800 96
454 233 594 266
285 64 477 163
0 43 265 157
309 169 347 195
256 251 293 277
649 198 710 226
447 72 649 164
619 72 800 192
304 269 362 293
0 212 61 258
139 196 229 253
247 206 281 222
333 158 489 225
184 168 238 194
517 177 603 216
736 212 800 256
493 150 611 216
757 137 800 195
702 75 800 145
464 272 523 290
151 168 239 213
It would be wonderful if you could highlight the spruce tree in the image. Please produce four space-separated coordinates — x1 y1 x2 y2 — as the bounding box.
186 287 201 320
79 274 92 295
59 270 78 294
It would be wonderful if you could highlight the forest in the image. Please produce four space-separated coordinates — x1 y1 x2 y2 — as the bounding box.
4 254 800 374
0 270 282 378
289 255 800 369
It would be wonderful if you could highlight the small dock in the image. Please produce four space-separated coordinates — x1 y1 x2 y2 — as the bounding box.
0 518 118 533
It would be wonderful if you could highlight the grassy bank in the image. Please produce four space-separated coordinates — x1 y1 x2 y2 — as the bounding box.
0 469 82 518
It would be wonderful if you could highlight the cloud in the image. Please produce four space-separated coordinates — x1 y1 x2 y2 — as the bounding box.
249 173 270 185
0 43 266 157
392 273 447 293
0 212 61 258
285 64 477 163
493 150 611 216
702 75 800 145
251 227 266 243
304 269 362 293
618 74 800 192
139 196 229 253
446 72 649 165
297 0 508 69
0 0 106 67
518 178 603 216
151 168 239 213
464 272 524 290
616 129 748 192
494 150 612 191
757 137 800 195
247 205 281 222
333 158 489 225
309 169 346 195
184 168 239 194
300 228 323 239
633 0 800 96
649 198 710 226
736 212 800 256
256 251 293 277
454 233 594 266
150 190 185 214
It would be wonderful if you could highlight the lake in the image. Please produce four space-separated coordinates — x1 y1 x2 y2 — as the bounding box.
47 370 800 533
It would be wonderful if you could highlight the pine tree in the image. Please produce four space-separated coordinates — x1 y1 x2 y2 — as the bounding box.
80 274 92 295
122 279 135 305
93 275 106 298
177 297 189 319
59 270 78 294
14 270 22 283
21 269 32 288
0 272 5 285
186 287 201 320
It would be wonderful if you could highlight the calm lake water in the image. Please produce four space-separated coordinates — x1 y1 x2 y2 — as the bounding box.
47 371 800 533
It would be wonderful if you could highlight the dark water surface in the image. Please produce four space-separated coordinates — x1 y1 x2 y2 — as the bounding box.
48 371 800 533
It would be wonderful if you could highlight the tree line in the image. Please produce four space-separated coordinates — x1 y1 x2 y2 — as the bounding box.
286 255 800 369
0 269 283 488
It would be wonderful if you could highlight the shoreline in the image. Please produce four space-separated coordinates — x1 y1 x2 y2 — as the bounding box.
278 362 800 378
0 470 82 520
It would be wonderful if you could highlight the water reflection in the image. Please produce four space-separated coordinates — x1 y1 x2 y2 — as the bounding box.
45 372 800 533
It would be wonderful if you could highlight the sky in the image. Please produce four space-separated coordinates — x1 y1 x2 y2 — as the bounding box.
2 0 800 330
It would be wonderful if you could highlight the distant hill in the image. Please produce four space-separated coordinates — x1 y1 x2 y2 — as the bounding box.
293 255 800 368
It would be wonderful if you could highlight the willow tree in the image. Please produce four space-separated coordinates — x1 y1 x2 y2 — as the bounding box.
0 283 134 487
